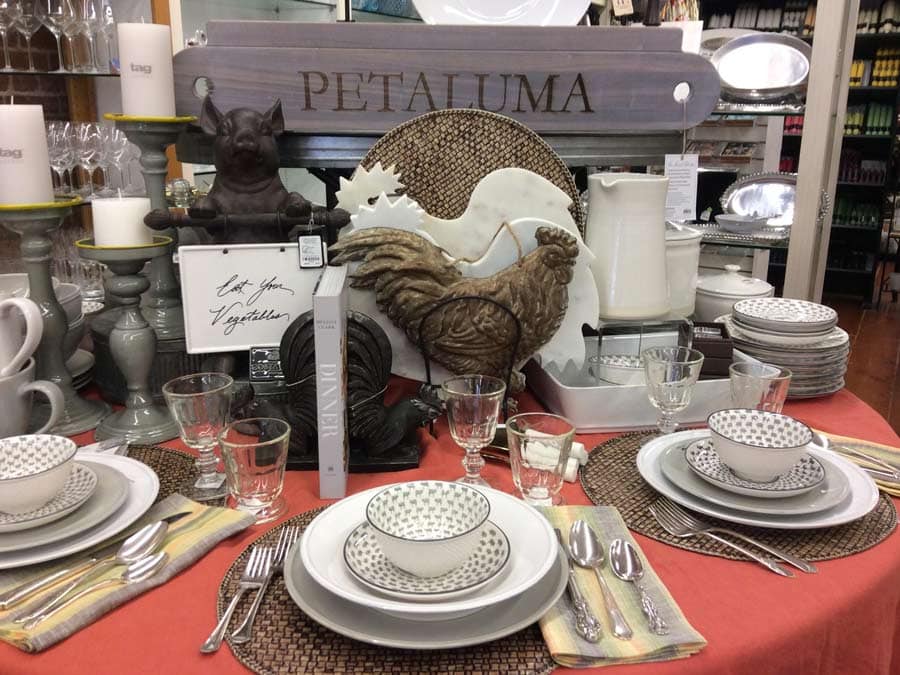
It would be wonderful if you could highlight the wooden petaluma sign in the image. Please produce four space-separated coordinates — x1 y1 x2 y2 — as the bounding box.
173 23 720 134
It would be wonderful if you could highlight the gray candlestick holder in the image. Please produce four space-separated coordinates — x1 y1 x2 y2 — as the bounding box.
76 236 180 444
105 114 196 341
0 198 110 434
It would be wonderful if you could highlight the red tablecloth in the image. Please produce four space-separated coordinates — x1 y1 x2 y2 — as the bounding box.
3 387 900 675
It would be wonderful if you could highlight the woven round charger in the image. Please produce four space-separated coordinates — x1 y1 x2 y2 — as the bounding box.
218 510 555 675
126 445 216 505
361 108 586 236
580 432 898 561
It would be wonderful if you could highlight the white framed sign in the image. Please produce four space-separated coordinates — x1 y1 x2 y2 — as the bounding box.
179 243 322 354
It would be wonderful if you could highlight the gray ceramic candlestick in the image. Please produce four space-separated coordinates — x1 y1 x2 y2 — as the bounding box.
76 236 180 444
0 199 110 434
106 115 196 341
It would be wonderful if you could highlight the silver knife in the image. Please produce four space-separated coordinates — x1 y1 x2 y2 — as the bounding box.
0 511 191 610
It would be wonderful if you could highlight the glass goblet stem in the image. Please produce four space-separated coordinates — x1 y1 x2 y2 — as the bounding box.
194 444 222 488
458 446 488 486
0 31 10 70
51 32 62 70
86 32 97 71
24 34 34 71
656 410 678 434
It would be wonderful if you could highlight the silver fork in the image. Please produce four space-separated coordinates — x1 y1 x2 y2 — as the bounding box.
200 546 272 654
230 526 301 644
648 503 794 577
655 498 817 574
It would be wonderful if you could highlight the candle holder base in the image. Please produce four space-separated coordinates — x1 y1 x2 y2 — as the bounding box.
32 397 112 436
77 235 180 445
0 198 110 435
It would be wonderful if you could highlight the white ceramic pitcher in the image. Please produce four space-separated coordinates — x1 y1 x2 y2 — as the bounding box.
585 173 671 320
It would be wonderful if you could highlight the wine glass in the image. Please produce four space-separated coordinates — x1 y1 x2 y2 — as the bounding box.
641 347 705 434
106 126 128 190
74 122 102 197
47 121 74 195
59 0 80 71
13 0 41 72
77 0 101 72
96 124 117 196
163 372 234 502
0 1 18 72
97 0 113 72
441 374 506 487
35 0 66 72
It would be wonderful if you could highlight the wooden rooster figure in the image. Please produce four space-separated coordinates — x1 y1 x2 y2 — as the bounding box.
329 226 578 388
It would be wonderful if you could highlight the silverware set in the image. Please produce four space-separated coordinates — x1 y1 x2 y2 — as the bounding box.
556 519 668 642
201 526 301 653
649 497 817 577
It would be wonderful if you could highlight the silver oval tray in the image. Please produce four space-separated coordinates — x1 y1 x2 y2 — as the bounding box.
700 28 756 59
711 33 811 103
720 172 796 228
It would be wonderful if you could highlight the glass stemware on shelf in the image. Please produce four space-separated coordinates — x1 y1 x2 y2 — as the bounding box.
35 0 67 72
97 0 114 72
0 1 18 72
13 0 41 72
77 0 101 72
74 122 102 198
441 374 506 487
47 121 75 195
641 346 705 434
59 0 80 71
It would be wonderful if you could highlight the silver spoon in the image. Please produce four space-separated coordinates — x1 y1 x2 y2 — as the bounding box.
14 519 172 624
609 538 669 635
569 520 633 640
24 551 169 630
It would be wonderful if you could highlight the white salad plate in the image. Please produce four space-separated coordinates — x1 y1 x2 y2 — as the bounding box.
300 484 557 620
0 463 98 533
732 298 837 333
412 0 591 25
683 439 825 498
286 540 567 650
0 454 158 569
660 440 849 515
640 430 877 527
721 316 849 351
343 520 510 602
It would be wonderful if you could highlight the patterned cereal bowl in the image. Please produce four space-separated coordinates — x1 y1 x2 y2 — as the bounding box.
707 409 814 483
365 480 491 578
0 435 77 514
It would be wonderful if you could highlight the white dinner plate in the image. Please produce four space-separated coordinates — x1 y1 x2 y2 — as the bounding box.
0 454 158 569
660 440 849 514
300 484 557 620
286 541 568 650
0 463 99 534
412 0 590 25
732 298 838 332
638 430 878 528
721 316 849 351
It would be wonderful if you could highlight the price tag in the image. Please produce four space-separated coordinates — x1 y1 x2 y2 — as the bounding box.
298 234 327 269
664 154 698 221
611 0 634 16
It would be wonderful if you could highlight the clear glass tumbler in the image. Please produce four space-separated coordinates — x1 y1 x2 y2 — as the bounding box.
507 412 575 506
442 374 506 487
162 372 233 502
641 347 705 434
218 417 290 524
730 362 792 413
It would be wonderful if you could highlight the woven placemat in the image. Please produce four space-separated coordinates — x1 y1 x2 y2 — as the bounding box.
361 108 586 236
581 432 898 561
218 510 555 675
126 444 209 505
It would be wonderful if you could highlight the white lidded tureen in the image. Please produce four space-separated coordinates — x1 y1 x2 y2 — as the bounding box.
694 264 774 322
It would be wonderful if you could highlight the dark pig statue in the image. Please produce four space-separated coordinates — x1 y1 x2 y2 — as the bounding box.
144 95 350 244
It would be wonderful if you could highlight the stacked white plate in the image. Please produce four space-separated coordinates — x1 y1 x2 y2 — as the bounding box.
67 349 95 391
283 484 567 649
0 453 159 569
717 297 848 398
637 429 879 529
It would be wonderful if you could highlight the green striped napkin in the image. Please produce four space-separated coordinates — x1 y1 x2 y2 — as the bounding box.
0 493 255 652
538 506 706 668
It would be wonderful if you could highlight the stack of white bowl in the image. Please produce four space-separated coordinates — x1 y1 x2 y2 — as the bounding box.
716 297 848 398
284 480 567 649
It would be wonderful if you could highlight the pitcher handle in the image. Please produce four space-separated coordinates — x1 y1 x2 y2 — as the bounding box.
22 380 63 434
0 298 43 379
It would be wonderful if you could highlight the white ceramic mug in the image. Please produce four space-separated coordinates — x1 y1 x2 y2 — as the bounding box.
0 357 63 438
0 296 42 379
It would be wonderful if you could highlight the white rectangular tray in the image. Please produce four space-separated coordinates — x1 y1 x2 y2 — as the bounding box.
525 335 749 433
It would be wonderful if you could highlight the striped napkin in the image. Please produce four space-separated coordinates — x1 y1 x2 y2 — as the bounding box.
819 431 900 497
537 506 706 668
0 494 255 652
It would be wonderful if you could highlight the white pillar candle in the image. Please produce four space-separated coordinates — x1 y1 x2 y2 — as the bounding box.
117 23 176 117
0 104 54 206
91 196 154 246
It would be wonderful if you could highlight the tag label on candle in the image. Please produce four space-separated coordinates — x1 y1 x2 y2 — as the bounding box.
129 63 153 76
0 148 23 161
298 234 327 269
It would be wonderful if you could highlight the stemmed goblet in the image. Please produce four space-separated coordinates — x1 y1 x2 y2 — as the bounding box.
441 374 506 487
641 347 704 434
97 0 114 71
13 0 41 72
77 0 101 72
35 0 67 71
0 1 19 72
47 121 74 195
162 372 234 502
74 122 102 197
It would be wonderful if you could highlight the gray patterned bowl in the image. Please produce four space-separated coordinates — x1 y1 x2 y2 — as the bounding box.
365 481 491 578
0 435 77 514
707 408 813 482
